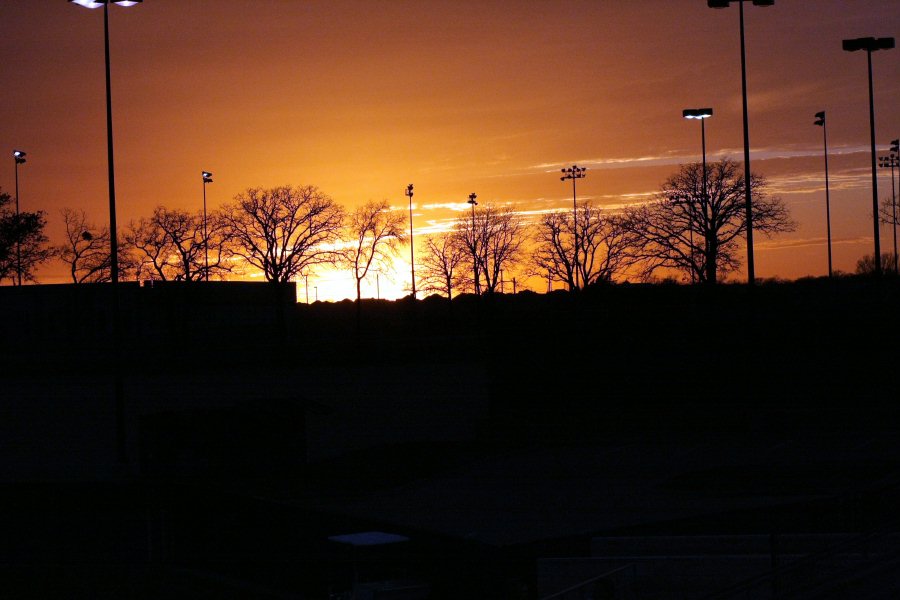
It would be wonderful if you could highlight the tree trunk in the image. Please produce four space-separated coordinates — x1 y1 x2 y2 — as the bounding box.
705 236 718 284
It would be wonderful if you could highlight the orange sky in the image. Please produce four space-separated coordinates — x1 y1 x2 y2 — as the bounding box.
2 1 898 300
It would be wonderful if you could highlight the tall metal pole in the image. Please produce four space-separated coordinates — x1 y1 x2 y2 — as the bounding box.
843 37 894 274
202 171 213 282
14 152 24 286
815 112 833 278
203 177 209 281
881 154 899 273
104 3 120 287
892 159 897 273
700 117 709 285
468 193 478 295
72 0 143 468
866 49 881 275
683 109 713 283
560 166 586 290
406 184 416 299
738 1 755 285
572 175 578 289
863 51 883 274
102 3 128 466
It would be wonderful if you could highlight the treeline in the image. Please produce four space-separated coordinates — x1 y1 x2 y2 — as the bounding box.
2 158 802 292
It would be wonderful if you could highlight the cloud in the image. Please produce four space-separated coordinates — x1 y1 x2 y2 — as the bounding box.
756 236 871 251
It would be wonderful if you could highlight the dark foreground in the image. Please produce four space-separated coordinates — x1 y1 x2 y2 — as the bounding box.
1 276 899 598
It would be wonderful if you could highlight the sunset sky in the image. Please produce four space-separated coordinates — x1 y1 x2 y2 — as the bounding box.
2 0 898 300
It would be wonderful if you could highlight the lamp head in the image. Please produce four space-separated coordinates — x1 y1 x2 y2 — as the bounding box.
843 37 894 52
202 171 213 183
13 150 26 164
683 108 713 119
69 0 143 7
406 183 413 196
467 193 477 205
814 111 825 126
891 139 899 155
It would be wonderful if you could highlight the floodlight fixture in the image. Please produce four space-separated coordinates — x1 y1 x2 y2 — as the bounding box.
709 0 773 6
683 108 713 119
70 0 142 7
842 37 895 52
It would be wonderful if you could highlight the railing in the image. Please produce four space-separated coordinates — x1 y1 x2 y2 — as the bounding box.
699 523 900 599
540 564 636 600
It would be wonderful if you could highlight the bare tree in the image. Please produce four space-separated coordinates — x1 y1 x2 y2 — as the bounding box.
57 208 113 283
125 206 230 281
878 195 899 274
856 252 898 276
455 204 527 294
221 185 344 283
417 231 467 299
345 199 407 302
0 189 53 284
626 158 794 284
532 202 638 289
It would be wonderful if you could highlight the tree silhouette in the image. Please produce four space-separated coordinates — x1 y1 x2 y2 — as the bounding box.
57 208 113 283
877 195 899 274
221 185 344 283
626 159 794 284
856 252 898 276
0 188 53 284
531 201 638 289
456 204 526 294
417 232 467 299
126 206 232 281
345 199 407 303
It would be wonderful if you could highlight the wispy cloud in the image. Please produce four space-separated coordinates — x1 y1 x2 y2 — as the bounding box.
527 144 876 174
756 236 871 251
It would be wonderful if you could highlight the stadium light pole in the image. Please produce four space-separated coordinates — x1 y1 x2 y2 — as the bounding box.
405 184 416 299
880 148 899 274
708 0 774 285
683 109 713 284
560 165 587 290
70 0 143 468
814 112 833 278
69 0 143 286
13 150 27 286
202 171 213 281
467 193 478 295
842 36 895 276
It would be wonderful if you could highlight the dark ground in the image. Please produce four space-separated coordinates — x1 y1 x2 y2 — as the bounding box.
1 275 899 598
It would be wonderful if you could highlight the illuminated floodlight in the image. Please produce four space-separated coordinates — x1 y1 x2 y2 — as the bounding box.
683 108 713 119
69 0 143 7
202 171 213 183
708 0 773 7
13 150 27 164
